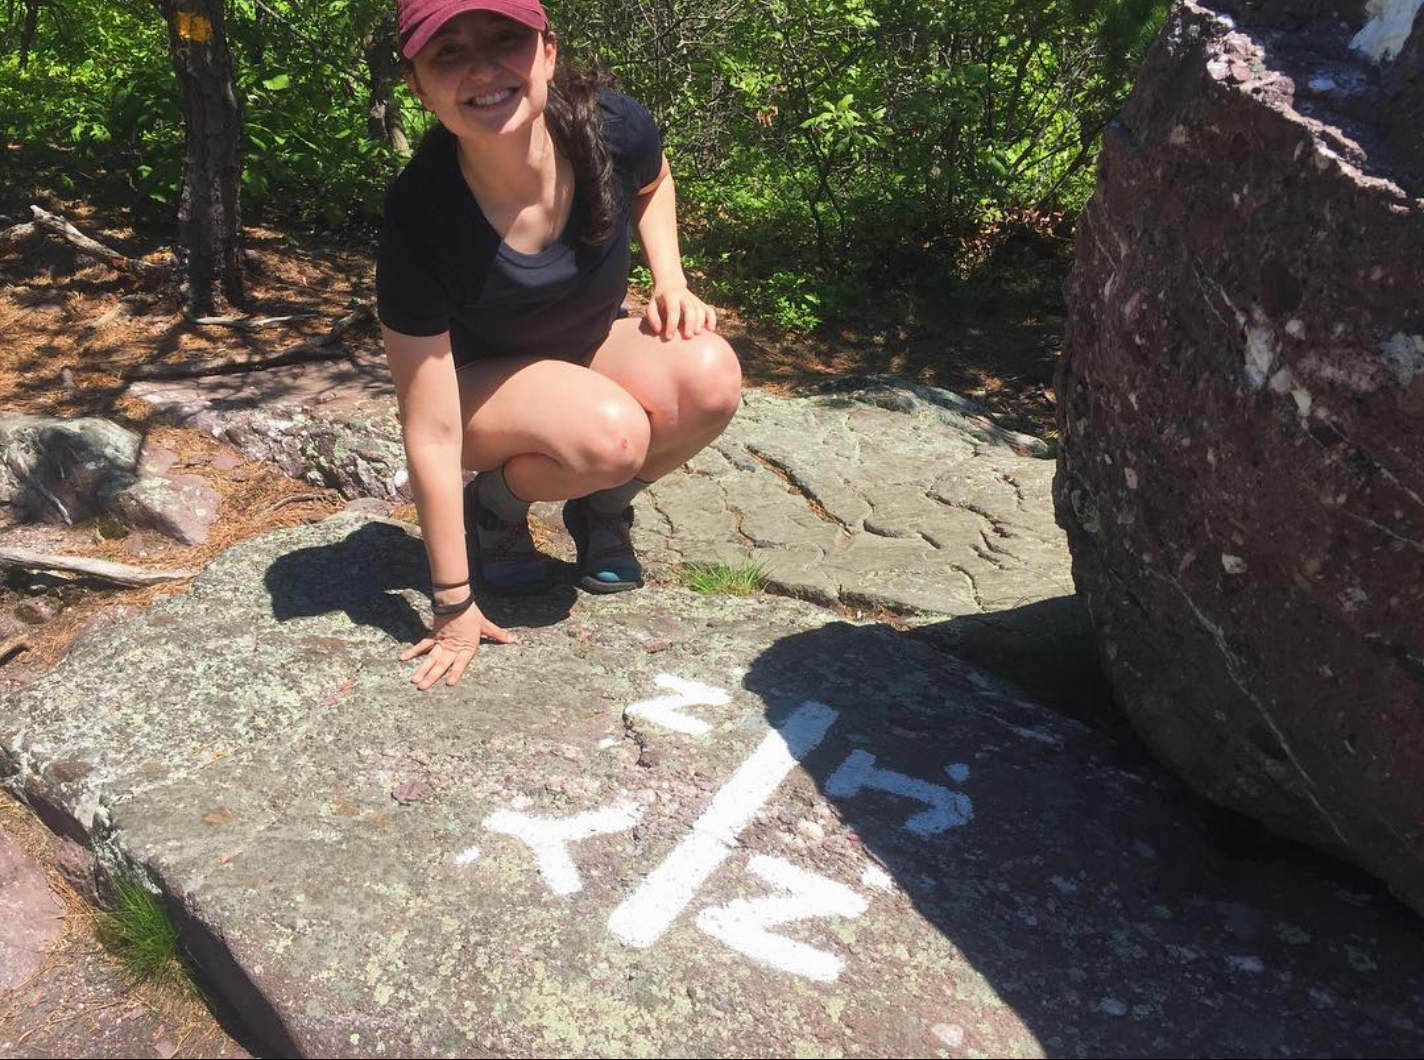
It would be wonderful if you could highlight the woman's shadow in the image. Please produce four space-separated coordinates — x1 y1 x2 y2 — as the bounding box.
262 518 578 643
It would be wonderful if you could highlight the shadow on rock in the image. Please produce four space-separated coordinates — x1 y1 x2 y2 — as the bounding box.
904 594 1126 741
262 519 578 646
742 615 1424 1057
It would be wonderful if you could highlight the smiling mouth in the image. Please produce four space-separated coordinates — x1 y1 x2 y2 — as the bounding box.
464 87 516 108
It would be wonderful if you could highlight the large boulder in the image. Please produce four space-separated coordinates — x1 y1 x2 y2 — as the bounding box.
1055 0 1424 912
5 515 1424 1057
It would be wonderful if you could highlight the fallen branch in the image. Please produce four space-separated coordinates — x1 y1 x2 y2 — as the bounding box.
0 547 198 587
123 302 374 380
29 205 171 282
184 311 316 331
262 490 333 515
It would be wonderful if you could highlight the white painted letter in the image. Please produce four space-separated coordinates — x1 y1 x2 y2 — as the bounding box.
825 750 972 835
608 701 838 948
697 855 868 982
627 674 732 736
483 802 643 896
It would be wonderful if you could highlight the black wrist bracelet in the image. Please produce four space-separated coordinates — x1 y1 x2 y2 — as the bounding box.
431 591 477 617
430 577 471 591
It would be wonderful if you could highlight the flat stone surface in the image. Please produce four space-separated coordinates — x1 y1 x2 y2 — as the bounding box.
132 365 1068 623
0 831 62 994
636 381 1069 620
2 515 1422 1058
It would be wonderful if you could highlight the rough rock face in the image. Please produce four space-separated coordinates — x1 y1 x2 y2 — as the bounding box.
1055 0 1424 913
5 515 1424 1057
0 414 221 545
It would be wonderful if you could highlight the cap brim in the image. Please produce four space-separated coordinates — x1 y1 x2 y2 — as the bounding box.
401 0 548 60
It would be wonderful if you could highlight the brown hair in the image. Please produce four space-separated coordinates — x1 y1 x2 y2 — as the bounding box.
410 37 617 245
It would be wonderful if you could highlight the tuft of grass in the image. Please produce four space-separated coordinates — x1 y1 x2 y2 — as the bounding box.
676 558 769 596
95 876 184 985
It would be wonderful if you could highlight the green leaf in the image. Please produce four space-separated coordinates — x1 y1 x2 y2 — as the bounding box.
262 73 292 91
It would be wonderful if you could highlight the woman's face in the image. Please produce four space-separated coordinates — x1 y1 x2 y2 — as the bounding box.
406 12 557 140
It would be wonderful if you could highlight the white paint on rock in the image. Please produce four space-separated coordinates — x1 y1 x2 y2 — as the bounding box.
627 673 732 736
861 864 895 891
483 801 643 896
931 1023 966 1048
1351 0 1422 61
826 750 972 835
608 701 838 948
696 854 869 982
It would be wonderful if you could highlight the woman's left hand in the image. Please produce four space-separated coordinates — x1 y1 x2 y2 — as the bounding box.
646 282 718 340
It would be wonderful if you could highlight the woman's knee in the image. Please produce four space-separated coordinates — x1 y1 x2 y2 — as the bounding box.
680 334 742 423
566 396 651 486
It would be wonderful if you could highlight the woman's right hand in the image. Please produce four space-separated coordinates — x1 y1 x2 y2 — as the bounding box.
400 601 513 691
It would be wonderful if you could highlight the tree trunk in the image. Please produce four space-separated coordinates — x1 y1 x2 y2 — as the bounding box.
18 0 40 70
160 0 245 315
363 13 409 154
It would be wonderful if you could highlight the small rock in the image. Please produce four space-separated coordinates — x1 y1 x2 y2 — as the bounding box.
14 599 58 625
54 836 101 905
796 819 825 841
344 496 393 517
137 443 178 477
211 449 245 471
111 472 222 546
392 779 435 805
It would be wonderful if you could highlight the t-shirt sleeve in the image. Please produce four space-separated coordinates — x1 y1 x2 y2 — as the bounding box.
375 190 454 338
602 91 665 192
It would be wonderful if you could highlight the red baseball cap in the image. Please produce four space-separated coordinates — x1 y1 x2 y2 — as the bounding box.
397 0 548 61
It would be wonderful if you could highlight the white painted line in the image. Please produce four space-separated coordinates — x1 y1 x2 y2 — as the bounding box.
860 864 894 891
608 701 838 948
1351 0 1422 61
626 673 732 736
826 750 973 835
483 801 643 896
697 854 868 982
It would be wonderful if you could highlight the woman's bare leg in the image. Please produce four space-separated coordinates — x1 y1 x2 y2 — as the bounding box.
585 317 742 481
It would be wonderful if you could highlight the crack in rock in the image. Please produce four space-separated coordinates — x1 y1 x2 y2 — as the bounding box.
745 444 851 534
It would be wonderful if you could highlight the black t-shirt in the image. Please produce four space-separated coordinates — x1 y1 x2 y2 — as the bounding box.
375 90 663 366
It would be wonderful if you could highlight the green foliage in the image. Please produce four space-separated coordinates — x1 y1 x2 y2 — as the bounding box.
556 0 1168 324
95 876 185 986
4 0 1168 319
676 558 770 596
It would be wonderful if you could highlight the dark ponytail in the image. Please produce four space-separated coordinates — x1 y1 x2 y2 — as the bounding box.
543 57 617 246
407 40 618 247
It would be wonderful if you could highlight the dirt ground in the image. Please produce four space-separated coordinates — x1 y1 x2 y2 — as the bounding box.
0 147 1069 1058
